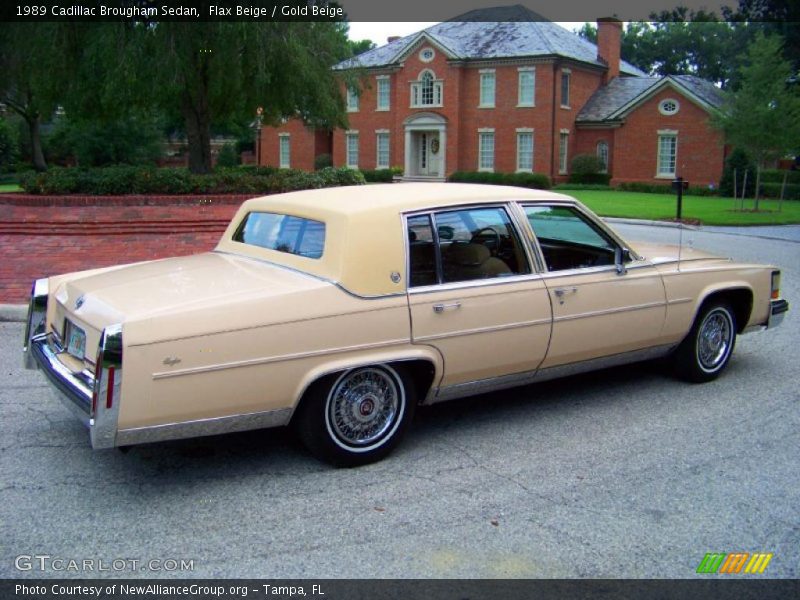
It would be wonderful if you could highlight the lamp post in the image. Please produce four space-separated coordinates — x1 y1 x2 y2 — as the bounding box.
255 106 263 165
672 176 689 221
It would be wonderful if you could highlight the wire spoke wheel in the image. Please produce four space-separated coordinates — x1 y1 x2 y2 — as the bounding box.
697 309 733 371
325 366 406 452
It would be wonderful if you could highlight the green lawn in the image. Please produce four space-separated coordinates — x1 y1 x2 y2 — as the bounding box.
0 184 22 193
565 190 800 226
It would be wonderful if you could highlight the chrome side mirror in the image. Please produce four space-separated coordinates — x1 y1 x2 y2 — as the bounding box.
615 246 629 276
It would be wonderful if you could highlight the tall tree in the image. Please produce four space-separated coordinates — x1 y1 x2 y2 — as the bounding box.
66 20 353 174
722 0 800 74
712 32 800 208
576 11 745 88
0 24 67 171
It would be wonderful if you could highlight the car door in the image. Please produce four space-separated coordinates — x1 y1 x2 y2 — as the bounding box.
521 203 667 369
406 205 552 393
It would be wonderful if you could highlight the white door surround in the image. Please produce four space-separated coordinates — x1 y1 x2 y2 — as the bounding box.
404 112 447 180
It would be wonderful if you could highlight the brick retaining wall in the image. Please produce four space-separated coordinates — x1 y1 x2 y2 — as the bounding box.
0 194 253 304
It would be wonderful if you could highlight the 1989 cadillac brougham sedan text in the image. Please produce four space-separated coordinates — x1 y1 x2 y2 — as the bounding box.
23 184 789 465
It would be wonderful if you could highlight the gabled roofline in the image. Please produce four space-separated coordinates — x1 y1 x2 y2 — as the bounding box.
390 32 461 64
607 76 720 120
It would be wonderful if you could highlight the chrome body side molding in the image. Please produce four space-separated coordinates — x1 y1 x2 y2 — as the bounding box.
427 343 677 404
116 408 294 446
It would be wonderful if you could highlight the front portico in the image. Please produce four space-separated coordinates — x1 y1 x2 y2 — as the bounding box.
404 113 447 181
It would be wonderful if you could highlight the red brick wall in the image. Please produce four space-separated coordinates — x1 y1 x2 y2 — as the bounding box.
610 87 725 187
552 64 606 183
574 128 615 175
260 119 320 171
0 200 244 304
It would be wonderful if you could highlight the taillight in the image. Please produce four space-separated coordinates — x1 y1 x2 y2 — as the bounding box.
106 366 116 409
771 271 781 300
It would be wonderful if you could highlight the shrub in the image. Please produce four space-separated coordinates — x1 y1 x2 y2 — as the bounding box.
554 183 612 191
314 153 332 170
760 182 800 200
616 182 672 194
216 143 240 167
570 154 602 175
18 165 366 195
360 169 394 182
448 171 550 189
719 148 756 198
47 116 162 167
760 169 800 185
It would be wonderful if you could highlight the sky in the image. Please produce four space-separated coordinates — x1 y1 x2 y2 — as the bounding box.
347 22 588 45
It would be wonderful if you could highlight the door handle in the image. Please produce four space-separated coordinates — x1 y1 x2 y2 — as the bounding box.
553 287 577 305
433 302 462 313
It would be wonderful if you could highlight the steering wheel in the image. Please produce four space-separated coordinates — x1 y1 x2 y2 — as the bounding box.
470 226 501 253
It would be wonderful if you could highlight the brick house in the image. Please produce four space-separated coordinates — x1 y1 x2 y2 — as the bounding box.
260 7 726 187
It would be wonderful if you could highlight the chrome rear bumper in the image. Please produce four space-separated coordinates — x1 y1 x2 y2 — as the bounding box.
30 333 94 428
767 299 789 330
24 277 123 449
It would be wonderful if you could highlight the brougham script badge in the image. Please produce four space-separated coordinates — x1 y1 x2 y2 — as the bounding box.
162 357 182 366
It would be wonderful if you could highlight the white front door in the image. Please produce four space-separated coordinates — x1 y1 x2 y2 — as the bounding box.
417 132 441 176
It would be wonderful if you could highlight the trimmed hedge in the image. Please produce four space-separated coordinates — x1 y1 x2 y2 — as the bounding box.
18 165 365 195
569 173 611 185
448 171 551 189
554 183 612 191
760 169 800 184
760 182 800 200
616 181 718 196
360 169 395 183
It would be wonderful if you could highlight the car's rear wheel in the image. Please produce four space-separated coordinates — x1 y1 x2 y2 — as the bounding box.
294 364 415 467
673 301 737 382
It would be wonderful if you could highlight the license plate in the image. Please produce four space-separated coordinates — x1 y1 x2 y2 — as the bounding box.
65 320 86 360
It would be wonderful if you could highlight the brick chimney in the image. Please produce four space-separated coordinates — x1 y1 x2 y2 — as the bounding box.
387 36 400 43
597 18 622 83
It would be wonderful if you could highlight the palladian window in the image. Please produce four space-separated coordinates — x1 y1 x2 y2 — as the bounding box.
411 70 443 107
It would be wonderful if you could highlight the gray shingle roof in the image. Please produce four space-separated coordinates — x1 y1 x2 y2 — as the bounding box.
335 11 645 76
576 74 724 122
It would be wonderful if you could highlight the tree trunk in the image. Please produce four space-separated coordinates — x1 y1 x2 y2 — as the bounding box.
182 94 212 174
28 114 47 172
754 163 762 211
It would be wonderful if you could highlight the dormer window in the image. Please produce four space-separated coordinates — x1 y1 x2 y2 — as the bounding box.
411 69 443 108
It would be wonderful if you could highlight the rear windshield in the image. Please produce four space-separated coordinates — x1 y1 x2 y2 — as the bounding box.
233 212 326 259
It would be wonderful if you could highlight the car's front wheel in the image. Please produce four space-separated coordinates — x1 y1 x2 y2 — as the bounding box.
673 301 737 382
294 364 415 467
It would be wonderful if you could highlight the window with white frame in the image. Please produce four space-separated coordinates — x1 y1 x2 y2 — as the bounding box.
376 76 390 111
478 130 495 172
657 132 677 177
346 85 359 112
279 134 290 169
411 70 443 107
558 130 569 174
596 141 609 173
479 70 496 107
518 68 535 107
346 132 359 168
516 130 534 172
376 132 390 169
561 69 571 108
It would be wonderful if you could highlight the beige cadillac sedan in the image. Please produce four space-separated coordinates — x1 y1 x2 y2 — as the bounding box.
23 183 788 466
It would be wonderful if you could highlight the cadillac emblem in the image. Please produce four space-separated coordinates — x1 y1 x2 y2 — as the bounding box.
75 295 85 310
